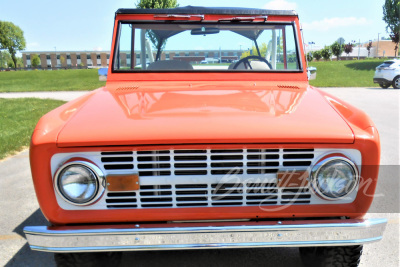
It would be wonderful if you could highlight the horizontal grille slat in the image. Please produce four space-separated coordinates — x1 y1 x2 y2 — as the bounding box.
137 150 170 154
106 199 137 203
102 148 316 209
142 204 173 208
101 151 133 155
104 164 134 170
177 197 208 201
283 158 314 162
175 156 207 161
176 184 207 189
175 170 208 175
107 192 136 197
141 185 172 189
140 191 172 196
283 161 312 166
177 203 208 207
137 156 170 162
212 202 243 206
138 164 171 169
101 157 133 162
175 193 208 197
283 149 314 152
175 191 208 196
247 169 279 174
175 163 208 168
246 195 278 200
107 205 138 209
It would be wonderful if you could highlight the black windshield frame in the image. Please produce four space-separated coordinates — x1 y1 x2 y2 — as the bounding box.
112 21 303 74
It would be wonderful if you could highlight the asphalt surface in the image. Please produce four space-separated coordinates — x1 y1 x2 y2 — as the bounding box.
0 87 399 267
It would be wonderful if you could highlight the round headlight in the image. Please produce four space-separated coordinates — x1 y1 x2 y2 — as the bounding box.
55 161 104 205
311 156 359 200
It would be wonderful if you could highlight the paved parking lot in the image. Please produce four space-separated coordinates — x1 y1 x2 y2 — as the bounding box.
0 87 399 266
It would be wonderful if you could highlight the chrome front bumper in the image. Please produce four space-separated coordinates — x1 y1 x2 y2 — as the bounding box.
24 218 387 253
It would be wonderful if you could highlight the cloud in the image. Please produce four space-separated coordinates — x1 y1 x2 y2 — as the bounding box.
263 0 297 10
93 46 103 51
302 17 370 32
26 42 39 50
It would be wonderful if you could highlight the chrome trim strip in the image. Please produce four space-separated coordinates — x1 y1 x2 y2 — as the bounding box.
24 218 387 253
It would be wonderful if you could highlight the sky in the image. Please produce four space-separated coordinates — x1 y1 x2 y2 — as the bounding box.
0 0 390 53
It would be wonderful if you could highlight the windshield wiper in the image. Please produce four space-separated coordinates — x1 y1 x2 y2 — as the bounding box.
154 14 204 20
218 16 268 22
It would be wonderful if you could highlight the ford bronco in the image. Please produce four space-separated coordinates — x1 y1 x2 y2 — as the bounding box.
24 6 386 267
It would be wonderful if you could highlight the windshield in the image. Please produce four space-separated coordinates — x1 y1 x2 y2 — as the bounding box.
113 22 301 72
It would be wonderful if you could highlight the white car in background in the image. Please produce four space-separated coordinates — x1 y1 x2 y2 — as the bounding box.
373 59 400 89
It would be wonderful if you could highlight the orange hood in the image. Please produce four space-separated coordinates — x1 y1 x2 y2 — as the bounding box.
56 82 354 147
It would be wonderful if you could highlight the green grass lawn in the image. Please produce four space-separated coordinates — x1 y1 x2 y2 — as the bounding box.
0 69 105 92
309 59 383 87
0 98 65 160
0 60 388 91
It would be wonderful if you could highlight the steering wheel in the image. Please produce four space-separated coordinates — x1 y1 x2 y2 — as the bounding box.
233 55 272 70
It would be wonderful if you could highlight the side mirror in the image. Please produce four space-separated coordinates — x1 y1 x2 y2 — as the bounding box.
98 68 108 81
307 67 317 80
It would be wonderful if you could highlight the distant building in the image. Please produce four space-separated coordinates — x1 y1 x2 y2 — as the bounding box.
365 40 398 58
22 51 110 69
22 50 243 69
305 40 399 61
339 47 370 59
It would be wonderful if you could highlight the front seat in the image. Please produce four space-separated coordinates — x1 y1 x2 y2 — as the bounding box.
147 60 193 70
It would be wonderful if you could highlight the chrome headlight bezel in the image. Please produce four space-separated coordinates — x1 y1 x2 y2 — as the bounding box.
311 156 359 201
54 161 105 206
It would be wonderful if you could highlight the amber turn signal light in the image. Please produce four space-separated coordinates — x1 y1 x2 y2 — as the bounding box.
107 174 140 191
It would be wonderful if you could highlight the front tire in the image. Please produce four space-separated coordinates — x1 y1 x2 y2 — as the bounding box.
299 245 363 267
393 76 400 89
54 252 122 267
379 82 390 89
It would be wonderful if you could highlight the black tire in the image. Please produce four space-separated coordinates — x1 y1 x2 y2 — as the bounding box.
54 252 122 267
392 76 400 89
379 83 390 89
299 245 363 267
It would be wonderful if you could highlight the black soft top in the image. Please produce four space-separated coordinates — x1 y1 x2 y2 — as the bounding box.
116 6 297 16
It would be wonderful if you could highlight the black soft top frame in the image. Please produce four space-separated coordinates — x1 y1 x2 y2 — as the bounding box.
116 6 297 16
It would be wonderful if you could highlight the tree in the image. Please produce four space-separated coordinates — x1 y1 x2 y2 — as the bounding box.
344 43 353 58
331 41 344 61
389 32 399 57
0 50 12 69
60 55 66 67
16 57 23 68
0 21 26 69
136 0 179 51
31 54 40 68
6 56 23 68
313 50 322 61
366 41 373 57
240 43 268 59
136 0 178 9
383 0 400 57
321 46 332 61
306 52 313 62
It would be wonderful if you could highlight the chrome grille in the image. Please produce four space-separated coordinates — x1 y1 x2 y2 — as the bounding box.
106 183 311 209
100 149 314 176
51 148 362 210
102 149 314 209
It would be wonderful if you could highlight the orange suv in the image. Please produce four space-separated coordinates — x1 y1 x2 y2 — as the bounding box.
24 6 386 267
